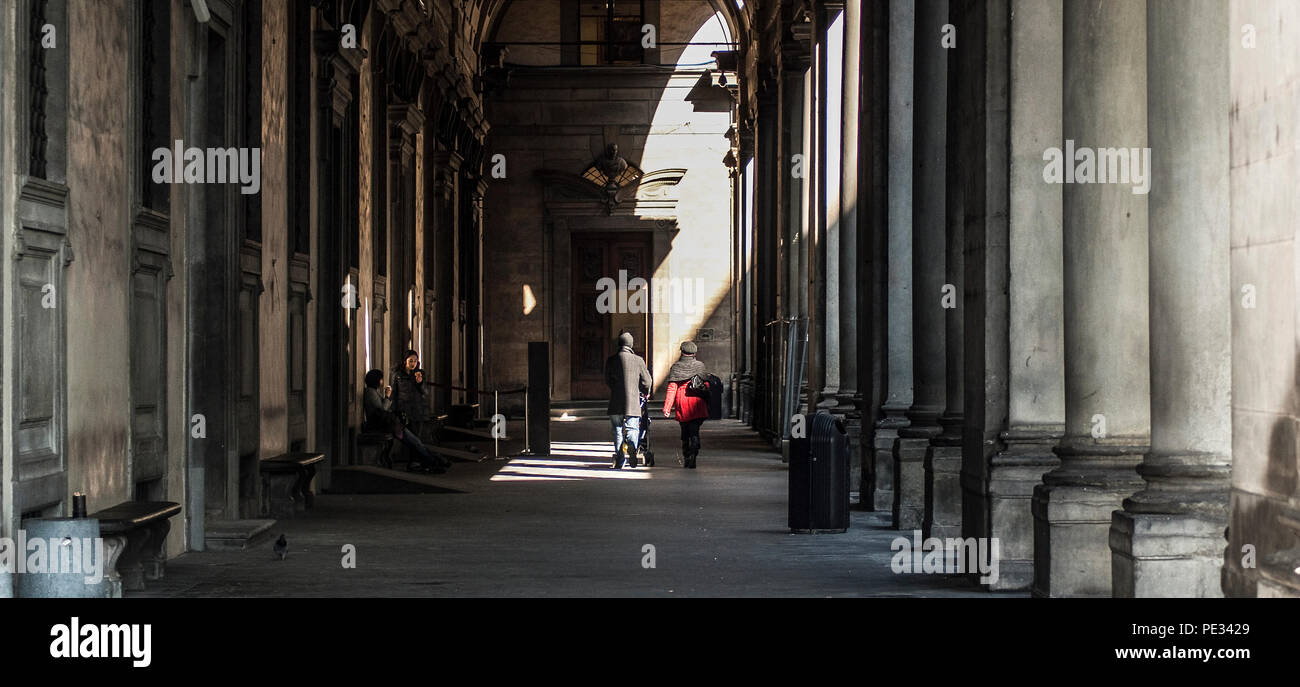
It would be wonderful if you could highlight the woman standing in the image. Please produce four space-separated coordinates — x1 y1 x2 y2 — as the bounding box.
392 350 431 441
662 341 709 469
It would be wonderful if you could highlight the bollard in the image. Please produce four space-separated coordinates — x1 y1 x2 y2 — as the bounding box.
527 341 550 455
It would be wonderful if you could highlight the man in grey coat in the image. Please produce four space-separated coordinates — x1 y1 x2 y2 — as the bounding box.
605 330 653 468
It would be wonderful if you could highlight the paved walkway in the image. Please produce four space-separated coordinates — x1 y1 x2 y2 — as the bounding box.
139 419 1019 597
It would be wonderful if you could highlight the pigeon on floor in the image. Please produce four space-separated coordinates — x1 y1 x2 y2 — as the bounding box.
273 534 288 560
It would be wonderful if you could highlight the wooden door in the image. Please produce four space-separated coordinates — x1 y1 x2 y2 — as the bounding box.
571 233 651 400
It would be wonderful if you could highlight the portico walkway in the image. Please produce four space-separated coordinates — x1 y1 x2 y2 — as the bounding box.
138 420 1014 597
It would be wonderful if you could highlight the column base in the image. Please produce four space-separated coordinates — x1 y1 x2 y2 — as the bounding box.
981 442 1060 591
835 390 860 414
924 442 963 540
816 388 840 410
1032 458 1143 597
872 412 909 513
894 426 938 530
844 416 864 507
1109 510 1225 597
872 426 900 512
993 559 1034 591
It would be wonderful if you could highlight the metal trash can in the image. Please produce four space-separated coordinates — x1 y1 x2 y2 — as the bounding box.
788 412 850 533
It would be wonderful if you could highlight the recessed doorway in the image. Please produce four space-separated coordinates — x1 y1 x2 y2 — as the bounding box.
570 232 652 400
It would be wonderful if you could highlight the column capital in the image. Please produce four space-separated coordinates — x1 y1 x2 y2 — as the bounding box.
388 102 425 160
433 146 463 201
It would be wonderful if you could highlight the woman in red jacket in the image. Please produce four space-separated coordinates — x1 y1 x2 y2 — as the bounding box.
662 341 709 469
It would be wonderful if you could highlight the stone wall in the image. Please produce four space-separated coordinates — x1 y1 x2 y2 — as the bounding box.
65 0 132 518
1224 0 1300 597
0 0 198 558
0 0 11 583
259 0 290 458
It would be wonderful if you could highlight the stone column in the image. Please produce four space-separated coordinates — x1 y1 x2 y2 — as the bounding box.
473 176 488 396
782 62 805 326
797 49 812 415
1033 0 1149 598
782 60 806 326
874 0 914 513
925 0 967 540
755 87 780 439
951 0 1015 563
388 102 423 358
977 0 1064 591
838 0 863 489
807 2 833 413
894 0 946 531
1110 0 1230 598
776 41 809 444
430 145 461 414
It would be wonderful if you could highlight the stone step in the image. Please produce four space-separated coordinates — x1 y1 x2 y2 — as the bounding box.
204 519 276 551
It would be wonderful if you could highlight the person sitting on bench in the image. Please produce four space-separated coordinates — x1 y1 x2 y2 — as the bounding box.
362 369 449 474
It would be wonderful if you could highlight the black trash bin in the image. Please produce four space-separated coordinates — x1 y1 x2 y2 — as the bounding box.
788 411 850 533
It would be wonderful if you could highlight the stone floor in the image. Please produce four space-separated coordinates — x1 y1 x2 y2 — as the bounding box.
137 418 1020 597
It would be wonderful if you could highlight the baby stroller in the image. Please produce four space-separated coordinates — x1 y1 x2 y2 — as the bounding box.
637 394 655 468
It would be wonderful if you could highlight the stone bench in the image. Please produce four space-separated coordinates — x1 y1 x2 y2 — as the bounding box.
90 501 182 596
259 452 325 519
357 432 395 468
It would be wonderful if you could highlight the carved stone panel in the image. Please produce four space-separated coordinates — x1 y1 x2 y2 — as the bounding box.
130 249 169 484
287 256 309 445
12 202 70 515
237 246 262 460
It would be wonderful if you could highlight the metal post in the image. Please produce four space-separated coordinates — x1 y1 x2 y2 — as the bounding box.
523 385 531 454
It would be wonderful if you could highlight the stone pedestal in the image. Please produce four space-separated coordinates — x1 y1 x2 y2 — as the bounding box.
1110 511 1225 597
844 415 863 505
895 419 938 530
984 429 1060 590
924 416 964 540
873 412 907 512
1033 444 1144 598
101 534 127 599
